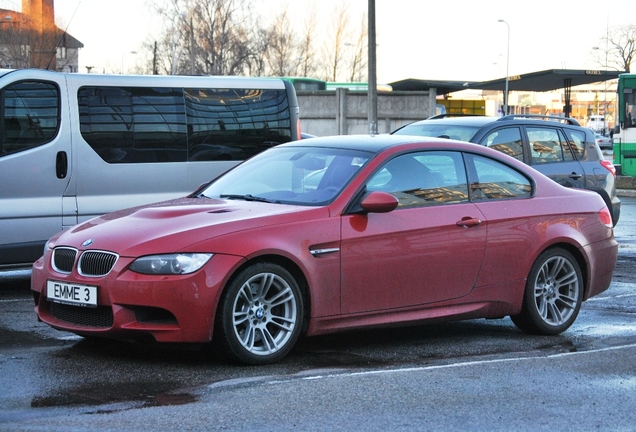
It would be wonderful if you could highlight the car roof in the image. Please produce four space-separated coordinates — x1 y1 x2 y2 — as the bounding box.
280 134 430 153
406 116 497 127
402 115 583 129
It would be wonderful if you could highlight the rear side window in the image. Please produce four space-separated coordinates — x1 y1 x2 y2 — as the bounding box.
466 154 532 201
0 81 60 156
78 86 293 164
562 129 586 159
527 127 574 164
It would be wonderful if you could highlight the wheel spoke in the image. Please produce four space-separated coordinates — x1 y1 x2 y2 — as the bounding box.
547 302 564 324
259 327 277 353
269 316 295 331
238 285 254 304
269 286 294 308
556 293 578 310
233 309 249 326
239 324 256 349
555 270 578 288
548 257 566 279
257 273 275 299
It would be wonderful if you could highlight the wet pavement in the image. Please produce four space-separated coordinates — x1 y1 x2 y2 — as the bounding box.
1 198 635 431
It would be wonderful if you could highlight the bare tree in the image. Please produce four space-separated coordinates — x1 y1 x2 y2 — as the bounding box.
297 5 320 78
0 20 31 68
263 7 296 76
348 12 367 82
321 4 351 82
144 0 256 76
595 24 636 73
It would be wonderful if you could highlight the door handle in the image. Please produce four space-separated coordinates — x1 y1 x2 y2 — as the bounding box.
569 172 582 180
56 151 68 179
456 217 482 228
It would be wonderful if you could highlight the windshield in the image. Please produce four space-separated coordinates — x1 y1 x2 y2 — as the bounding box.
199 146 372 205
393 123 480 142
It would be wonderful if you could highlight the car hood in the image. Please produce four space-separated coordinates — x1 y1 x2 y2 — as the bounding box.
54 197 331 256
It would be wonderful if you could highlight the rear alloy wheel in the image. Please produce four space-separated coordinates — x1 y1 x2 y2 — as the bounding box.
511 248 583 335
216 263 303 365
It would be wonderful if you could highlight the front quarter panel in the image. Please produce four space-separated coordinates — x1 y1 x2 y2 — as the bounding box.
184 215 343 318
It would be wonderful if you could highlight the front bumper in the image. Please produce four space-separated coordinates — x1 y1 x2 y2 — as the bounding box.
31 251 245 343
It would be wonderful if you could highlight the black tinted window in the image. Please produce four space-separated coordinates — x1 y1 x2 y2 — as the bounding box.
1 81 60 156
79 87 187 163
79 86 293 164
185 88 292 161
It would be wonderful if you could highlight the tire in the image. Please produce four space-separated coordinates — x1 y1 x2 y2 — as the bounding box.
215 262 303 365
511 248 583 335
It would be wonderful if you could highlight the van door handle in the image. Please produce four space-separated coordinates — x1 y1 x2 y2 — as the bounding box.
456 217 482 228
569 172 582 180
56 151 68 179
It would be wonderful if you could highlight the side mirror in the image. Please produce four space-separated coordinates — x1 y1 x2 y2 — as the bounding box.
360 191 399 213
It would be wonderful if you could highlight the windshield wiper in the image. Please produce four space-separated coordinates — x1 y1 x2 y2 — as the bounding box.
219 194 277 203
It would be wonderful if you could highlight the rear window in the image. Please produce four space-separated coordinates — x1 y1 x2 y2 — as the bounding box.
392 123 480 142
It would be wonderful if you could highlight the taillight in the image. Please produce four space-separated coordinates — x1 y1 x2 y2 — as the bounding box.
600 160 616 177
598 206 613 228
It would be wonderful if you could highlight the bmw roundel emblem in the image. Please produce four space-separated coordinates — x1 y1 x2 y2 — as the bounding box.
82 239 94 247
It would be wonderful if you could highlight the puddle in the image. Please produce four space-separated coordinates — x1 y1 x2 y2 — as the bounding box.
31 381 198 409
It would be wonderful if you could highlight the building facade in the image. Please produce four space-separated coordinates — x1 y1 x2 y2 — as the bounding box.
0 0 83 72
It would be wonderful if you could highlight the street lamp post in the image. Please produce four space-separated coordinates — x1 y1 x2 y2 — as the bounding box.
121 51 137 74
498 19 510 116
368 0 378 135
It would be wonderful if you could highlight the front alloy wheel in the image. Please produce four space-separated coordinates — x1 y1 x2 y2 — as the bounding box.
511 248 583 335
216 263 303 365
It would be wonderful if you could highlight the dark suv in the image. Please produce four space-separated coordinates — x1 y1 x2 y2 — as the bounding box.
392 114 620 225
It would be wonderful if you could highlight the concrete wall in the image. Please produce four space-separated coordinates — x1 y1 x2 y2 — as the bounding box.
297 88 436 137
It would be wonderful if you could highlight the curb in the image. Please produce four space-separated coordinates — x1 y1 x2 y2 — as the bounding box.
617 189 636 198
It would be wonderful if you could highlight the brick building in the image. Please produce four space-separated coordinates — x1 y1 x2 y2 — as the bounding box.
0 0 83 71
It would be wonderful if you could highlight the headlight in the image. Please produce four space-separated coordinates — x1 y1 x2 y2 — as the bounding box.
130 253 213 275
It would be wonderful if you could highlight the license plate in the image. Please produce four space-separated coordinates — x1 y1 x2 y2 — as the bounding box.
47 280 98 308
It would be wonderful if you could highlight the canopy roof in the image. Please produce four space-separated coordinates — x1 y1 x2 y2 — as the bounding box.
389 69 625 95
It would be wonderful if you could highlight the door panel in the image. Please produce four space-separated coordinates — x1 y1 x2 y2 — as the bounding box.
0 76 70 265
340 202 487 314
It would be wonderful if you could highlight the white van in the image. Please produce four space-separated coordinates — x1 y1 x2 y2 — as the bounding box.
0 69 300 270
587 114 605 133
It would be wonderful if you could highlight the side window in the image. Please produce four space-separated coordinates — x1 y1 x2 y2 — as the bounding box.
563 129 586 159
185 88 292 162
527 127 565 164
481 127 524 161
79 86 187 163
466 154 532 201
1 81 60 156
367 151 468 208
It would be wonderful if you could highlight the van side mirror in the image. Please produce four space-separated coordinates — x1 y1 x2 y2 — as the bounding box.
360 191 399 213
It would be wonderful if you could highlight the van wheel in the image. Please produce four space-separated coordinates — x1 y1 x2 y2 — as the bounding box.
215 263 303 365
511 248 583 335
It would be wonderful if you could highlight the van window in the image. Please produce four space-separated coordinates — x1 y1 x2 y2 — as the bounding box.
185 88 292 161
0 81 60 156
78 86 293 164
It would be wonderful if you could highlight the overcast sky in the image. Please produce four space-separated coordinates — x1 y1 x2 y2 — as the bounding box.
1 0 634 82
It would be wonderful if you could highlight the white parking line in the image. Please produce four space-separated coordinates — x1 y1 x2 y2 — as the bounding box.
298 342 636 382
